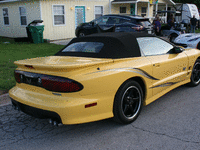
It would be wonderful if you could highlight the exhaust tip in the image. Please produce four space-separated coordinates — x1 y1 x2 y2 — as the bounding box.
49 119 62 127
49 119 53 124
53 121 58 126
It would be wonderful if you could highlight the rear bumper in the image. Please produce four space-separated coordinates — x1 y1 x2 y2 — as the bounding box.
9 85 114 125
11 98 62 123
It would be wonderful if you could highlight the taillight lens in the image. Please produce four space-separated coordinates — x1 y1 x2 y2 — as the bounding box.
132 25 144 31
14 70 83 92
41 76 83 92
14 71 21 83
25 65 34 69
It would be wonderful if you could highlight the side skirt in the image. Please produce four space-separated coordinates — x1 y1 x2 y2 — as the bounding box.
144 79 190 106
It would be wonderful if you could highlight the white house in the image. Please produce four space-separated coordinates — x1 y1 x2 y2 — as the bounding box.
0 0 175 40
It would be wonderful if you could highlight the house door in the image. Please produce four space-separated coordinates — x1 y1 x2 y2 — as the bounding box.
75 6 85 28
130 4 135 15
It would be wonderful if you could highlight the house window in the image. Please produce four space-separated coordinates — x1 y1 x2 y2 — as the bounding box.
95 6 103 19
120 7 126 13
19 7 27 25
53 5 65 25
141 7 147 17
3 8 9 25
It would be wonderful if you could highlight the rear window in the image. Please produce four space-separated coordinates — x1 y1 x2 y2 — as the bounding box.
61 42 104 53
136 20 151 28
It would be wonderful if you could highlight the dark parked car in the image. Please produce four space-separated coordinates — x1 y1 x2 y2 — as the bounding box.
75 14 153 37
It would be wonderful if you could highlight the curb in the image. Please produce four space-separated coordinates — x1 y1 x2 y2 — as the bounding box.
0 93 11 107
0 93 9 97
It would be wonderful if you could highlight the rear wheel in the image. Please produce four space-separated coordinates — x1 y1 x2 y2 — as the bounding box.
170 33 178 42
188 59 200 87
113 80 143 124
197 42 200 50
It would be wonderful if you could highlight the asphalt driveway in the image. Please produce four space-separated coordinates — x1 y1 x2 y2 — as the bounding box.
1 84 200 150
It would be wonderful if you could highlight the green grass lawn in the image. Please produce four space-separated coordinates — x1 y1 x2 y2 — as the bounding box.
0 37 64 91
196 28 200 33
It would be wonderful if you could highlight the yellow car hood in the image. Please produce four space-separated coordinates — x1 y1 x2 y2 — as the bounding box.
14 56 114 71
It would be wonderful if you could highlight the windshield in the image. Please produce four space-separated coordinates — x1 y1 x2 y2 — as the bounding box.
61 42 104 53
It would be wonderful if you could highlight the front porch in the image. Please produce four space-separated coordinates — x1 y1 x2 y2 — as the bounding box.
111 0 175 23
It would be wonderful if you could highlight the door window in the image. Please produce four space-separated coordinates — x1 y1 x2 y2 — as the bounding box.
96 16 109 25
106 17 116 25
111 17 131 24
137 37 173 56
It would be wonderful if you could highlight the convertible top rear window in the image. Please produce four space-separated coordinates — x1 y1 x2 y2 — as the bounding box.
62 42 104 53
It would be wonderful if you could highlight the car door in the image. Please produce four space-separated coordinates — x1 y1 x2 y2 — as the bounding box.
115 17 135 32
137 37 188 96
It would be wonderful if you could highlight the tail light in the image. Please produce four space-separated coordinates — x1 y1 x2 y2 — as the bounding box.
25 65 34 69
14 71 21 83
41 76 83 92
14 70 83 92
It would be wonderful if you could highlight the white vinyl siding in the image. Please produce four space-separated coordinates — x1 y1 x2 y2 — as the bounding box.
53 5 65 25
95 6 103 19
2 8 9 25
40 0 110 40
19 7 27 25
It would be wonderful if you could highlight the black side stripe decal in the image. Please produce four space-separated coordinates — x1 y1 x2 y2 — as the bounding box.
132 68 159 80
87 67 159 80
150 82 179 89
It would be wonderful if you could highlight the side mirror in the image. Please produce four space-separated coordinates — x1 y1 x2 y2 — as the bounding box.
173 46 183 53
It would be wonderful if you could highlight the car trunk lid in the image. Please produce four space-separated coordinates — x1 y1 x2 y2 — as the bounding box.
14 56 114 72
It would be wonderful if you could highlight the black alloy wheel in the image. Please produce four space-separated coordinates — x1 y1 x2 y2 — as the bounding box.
113 80 143 124
188 59 200 87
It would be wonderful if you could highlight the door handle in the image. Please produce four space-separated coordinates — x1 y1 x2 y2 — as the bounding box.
153 63 160 67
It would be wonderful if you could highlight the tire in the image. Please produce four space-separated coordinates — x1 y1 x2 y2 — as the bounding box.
197 42 200 50
188 59 200 87
78 31 86 38
113 80 143 124
170 33 178 42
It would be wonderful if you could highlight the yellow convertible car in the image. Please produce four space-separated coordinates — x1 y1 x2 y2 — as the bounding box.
9 32 200 125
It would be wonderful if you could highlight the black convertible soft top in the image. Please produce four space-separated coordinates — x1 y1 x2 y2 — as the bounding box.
55 32 155 59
